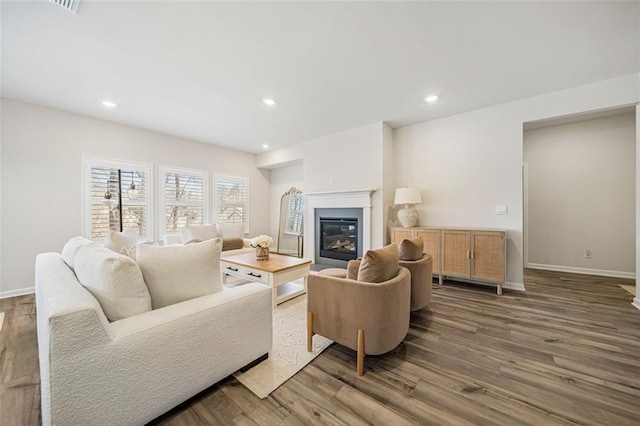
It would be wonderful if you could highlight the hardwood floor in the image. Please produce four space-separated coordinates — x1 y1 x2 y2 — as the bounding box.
1 270 638 425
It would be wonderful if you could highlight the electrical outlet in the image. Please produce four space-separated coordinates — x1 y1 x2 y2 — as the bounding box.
584 249 591 259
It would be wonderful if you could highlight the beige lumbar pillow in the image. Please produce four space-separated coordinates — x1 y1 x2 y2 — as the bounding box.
222 237 244 251
183 224 218 243
137 238 223 309
61 236 95 269
398 237 424 261
357 244 400 283
74 244 151 322
105 230 139 253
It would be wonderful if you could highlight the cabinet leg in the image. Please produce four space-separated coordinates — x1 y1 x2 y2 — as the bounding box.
439 275 443 286
497 284 503 295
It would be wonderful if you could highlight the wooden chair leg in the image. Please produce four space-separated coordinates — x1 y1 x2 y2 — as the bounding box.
307 312 313 352
357 328 365 376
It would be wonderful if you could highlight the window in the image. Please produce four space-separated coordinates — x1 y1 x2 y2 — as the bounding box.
83 156 152 241
159 166 208 236
215 175 249 232
285 192 304 235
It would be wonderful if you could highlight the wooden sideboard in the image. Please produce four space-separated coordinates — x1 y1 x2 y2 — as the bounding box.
391 226 506 295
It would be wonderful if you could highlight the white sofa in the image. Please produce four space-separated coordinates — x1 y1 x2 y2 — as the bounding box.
35 252 272 426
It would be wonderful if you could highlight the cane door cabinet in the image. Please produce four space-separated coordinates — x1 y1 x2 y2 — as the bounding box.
391 226 506 294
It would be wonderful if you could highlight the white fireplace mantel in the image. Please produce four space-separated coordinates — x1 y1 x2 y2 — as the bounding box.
304 189 376 263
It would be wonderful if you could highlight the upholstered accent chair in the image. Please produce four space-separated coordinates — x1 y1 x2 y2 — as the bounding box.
307 244 411 375
398 237 433 311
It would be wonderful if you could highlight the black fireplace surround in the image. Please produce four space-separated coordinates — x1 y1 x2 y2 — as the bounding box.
319 217 358 261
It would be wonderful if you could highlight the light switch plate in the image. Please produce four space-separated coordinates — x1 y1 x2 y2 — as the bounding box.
495 205 508 215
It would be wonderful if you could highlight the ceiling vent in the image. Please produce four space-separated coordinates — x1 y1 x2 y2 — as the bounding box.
49 0 80 13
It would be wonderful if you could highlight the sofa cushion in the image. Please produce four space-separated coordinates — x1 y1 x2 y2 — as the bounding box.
137 238 223 309
357 244 399 283
61 236 95 269
398 237 424 261
104 230 138 253
222 238 244 251
183 224 218 243
74 244 151 321
218 223 244 239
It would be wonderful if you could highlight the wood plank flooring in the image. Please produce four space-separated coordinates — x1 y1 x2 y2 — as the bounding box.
1 269 638 425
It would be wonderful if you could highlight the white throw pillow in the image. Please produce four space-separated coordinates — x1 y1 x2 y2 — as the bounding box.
74 244 152 321
61 236 95 269
104 230 138 253
136 238 223 309
182 224 218 243
218 223 244 239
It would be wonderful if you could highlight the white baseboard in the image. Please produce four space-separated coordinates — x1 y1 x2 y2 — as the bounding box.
527 263 635 279
633 297 640 311
0 287 35 299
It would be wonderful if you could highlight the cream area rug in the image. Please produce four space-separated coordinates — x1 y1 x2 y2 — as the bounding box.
619 284 636 296
234 294 332 398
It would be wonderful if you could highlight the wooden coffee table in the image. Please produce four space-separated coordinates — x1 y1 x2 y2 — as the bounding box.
221 252 312 308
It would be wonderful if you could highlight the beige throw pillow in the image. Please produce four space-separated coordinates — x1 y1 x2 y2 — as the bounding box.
183 224 218 243
61 236 95 269
398 237 424 261
218 223 244 239
357 244 400 283
105 230 138 253
74 244 151 321
137 238 223 309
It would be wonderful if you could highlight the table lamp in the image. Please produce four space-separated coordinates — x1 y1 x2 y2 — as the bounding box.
394 187 422 228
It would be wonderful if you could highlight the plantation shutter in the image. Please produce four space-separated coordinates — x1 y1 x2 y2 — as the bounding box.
163 170 206 234
89 166 149 240
216 175 248 231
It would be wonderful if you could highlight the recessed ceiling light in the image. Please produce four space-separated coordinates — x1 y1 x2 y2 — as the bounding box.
424 95 439 103
262 144 270 149
102 100 117 108
262 98 276 106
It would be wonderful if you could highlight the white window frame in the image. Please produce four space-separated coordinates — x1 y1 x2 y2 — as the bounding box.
158 165 209 238
81 155 154 242
214 174 250 234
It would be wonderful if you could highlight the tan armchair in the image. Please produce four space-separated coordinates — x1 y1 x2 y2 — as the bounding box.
400 254 433 311
307 245 411 376
397 236 433 311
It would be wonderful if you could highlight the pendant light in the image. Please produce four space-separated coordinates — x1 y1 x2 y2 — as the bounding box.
128 171 139 200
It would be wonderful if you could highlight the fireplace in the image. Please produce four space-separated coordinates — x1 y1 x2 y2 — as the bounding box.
304 189 374 268
319 217 358 261
314 207 364 267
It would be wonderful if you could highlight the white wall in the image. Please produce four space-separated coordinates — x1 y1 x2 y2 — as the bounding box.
394 73 640 289
260 123 388 253
270 162 303 253
524 112 635 276
0 99 271 297
382 122 395 244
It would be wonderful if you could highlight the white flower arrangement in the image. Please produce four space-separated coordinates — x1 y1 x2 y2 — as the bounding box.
250 234 274 248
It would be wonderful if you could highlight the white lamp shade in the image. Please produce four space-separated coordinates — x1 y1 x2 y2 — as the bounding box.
394 187 422 205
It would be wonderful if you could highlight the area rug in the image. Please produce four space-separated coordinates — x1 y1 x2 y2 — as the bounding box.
233 294 333 398
619 284 636 296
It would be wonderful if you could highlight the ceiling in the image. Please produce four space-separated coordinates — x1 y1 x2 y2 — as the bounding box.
2 1 639 154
